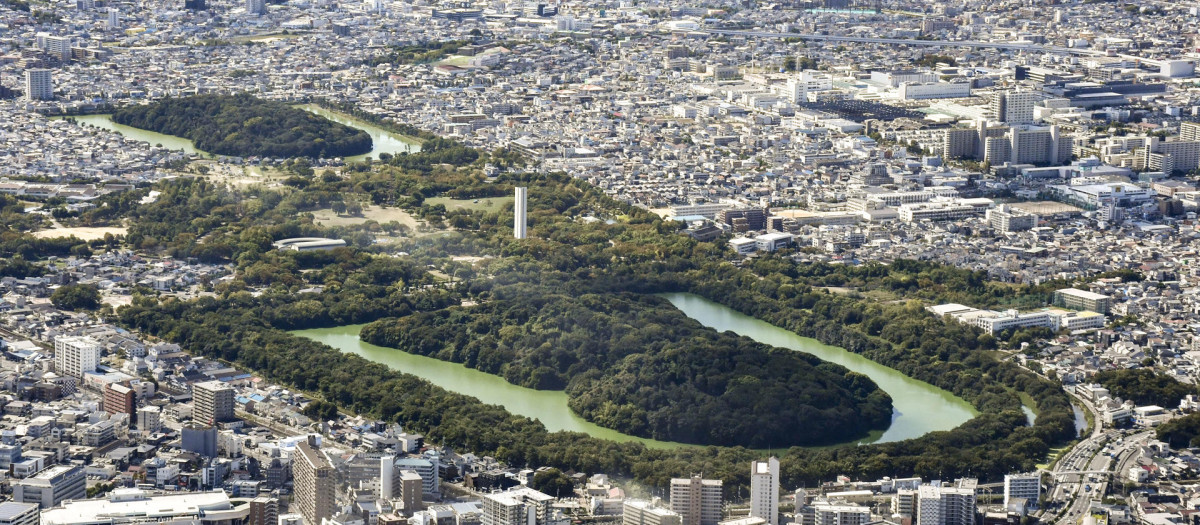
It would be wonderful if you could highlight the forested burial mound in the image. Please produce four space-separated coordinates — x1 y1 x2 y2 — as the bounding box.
360 292 894 447
112 94 372 158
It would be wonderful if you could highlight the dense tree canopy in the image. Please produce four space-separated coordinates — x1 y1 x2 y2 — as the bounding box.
361 292 893 447
1157 413 1200 448
51 283 101 311
1094 368 1195 408
0 255 45 278
302 400 340 422
112 94 372 158
530 468 575 498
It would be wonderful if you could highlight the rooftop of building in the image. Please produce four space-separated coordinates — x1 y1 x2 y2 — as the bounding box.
0 502 38 521
41 490 232 525
1056 287 1111 300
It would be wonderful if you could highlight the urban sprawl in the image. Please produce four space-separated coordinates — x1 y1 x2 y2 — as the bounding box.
2 1 1200 525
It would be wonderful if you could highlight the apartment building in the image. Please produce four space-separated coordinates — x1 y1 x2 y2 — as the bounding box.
192 380 234 425
293 438 335 525
53 336 100 379
669 476 723 525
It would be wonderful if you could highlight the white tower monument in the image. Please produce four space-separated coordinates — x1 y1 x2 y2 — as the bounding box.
514 187 527 239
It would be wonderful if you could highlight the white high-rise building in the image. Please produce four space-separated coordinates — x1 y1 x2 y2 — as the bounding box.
514 187 527 239
24 69 53 101
915 484 976 525
53 336 99 378
749 457 780 525
380 456 395 499
246 0 266 14
107 8 119 29
1002 474 1040 508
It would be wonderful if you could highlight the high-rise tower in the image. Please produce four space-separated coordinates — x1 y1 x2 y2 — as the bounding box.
293 437 335 525
669 476 722 525
514 187 527 239
750 457 780 525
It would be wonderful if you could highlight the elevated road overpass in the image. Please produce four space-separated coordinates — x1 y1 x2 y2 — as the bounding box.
702 29 1107 56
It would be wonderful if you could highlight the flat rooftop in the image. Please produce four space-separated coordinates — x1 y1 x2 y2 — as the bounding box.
41 490 232 525
0 502 38 521
1056 288 1110 300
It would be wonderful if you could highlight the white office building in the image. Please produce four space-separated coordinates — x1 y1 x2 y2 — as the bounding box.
13 466 86 509
986 205 1037 232
749 458 779 525
0 502 39 525
784 71 833 103
755 232 793 252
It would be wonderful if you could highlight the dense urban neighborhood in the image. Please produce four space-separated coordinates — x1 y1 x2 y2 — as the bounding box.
3 0 1200 525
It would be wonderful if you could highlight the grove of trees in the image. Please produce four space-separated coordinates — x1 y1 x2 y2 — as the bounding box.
51 283 101 311
1157 412 1200 448
1094 368 1196 407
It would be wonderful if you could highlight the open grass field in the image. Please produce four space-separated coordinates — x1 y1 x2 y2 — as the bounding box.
433 55 472 66
311 205 422 229
32 226 127 241
425 196 513 213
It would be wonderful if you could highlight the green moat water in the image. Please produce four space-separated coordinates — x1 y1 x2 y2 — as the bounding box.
291 293 978 449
